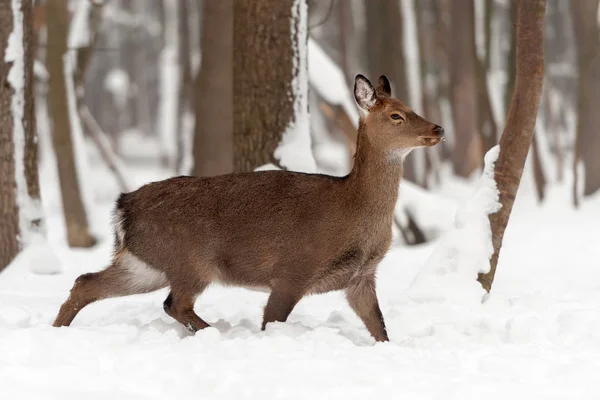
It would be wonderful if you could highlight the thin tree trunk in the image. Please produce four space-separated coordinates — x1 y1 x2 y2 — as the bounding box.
531 132 546 202
505 0 517 115
176 0 192 174
416 0 443 187
47 0 96 248
234 0 307 172
475 0 498 156
365 0 415 180
0 0 43 270
478 0 546 292
449 0 482 177
159 0 180 170
80 105 130 192
193 0 233 177
571 0 600 201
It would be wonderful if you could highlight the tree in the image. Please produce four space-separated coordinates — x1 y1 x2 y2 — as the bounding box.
474 0 498 157
47 0 96 248
478 0 546 292
193 0 233 177
233 0 311 172
0 0 43 270
448 0 482 177
365 0 409 102
571 0 600 202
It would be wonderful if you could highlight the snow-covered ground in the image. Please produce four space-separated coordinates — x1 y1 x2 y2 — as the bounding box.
1 135 600 399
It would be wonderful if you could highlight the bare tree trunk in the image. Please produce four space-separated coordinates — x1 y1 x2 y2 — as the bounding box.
176 0 192 174
0 0 42 270
47 0 96 248
337 0 352 85
572 0 600 201
365 0 409 101
416 0 443 187
234 0 307 172
415 0 442 127
478 0 546 292
475 1 498 156
448 0 482 177
365 0 415 180
159 0 180 170
193 0 233 177
505 0 517 116
531 132 547 202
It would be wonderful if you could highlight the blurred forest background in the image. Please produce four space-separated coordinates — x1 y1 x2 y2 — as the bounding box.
0 0 598 270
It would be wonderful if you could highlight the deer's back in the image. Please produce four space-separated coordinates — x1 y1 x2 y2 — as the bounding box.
115 171 378 288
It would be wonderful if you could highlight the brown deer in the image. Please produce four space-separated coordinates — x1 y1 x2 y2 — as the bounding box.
53 75 443 342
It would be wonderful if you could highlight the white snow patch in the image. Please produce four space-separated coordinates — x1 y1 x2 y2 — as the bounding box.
409 146 501 304
9 235 63 275
67 0 93 49
274 0 317 173
307 38 359 124
104 68 130 109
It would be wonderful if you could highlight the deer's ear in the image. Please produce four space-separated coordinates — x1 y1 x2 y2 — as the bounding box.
376 75 392 98
354 74 377 114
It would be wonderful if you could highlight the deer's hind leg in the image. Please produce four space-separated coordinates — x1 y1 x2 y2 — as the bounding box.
53 250 169 327
162 280 211 333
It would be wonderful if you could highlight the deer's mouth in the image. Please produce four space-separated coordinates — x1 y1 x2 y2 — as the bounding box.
420 136 442 146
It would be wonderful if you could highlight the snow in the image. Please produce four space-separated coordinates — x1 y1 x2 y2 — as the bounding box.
409 146 500 304
67 0 93 49
307 38 359 124
273 0 317 173
104 68 130 109
2 141 600 398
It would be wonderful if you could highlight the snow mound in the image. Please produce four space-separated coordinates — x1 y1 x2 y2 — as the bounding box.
408 146 501 304
8 234 63 275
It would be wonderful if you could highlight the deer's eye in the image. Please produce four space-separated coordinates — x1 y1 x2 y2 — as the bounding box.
390 113 404 121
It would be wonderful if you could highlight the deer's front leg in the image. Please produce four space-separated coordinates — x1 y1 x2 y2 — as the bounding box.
345 275 389 342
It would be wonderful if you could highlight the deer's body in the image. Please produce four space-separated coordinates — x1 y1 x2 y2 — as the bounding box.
53 75 443 342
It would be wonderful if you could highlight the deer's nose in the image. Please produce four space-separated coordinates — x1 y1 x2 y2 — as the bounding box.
434 125 444 137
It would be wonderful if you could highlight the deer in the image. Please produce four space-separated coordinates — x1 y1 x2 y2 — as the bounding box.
52 74 444 342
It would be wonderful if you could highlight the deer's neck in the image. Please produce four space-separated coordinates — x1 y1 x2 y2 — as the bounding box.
346 121 403 216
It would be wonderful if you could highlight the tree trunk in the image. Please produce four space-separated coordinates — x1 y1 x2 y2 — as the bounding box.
448 0 482 177
572 0 600 200
477 0 546 292
175 0 192 174
416 0 443 187
365 0 415 180
47 0 95 248
193 0 233 177
475 0 498 156
0 0 43 271
233 0 308 172
159 0 180 170
505 0 517 115
531 132 547 202
365 0 409 102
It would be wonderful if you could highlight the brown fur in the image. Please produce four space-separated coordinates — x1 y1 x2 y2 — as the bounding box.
53 75 443 342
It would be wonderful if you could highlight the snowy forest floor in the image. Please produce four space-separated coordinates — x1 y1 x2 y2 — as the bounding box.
1 135 600 399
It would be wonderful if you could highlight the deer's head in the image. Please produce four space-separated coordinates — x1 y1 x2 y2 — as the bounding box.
354 74 444 162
